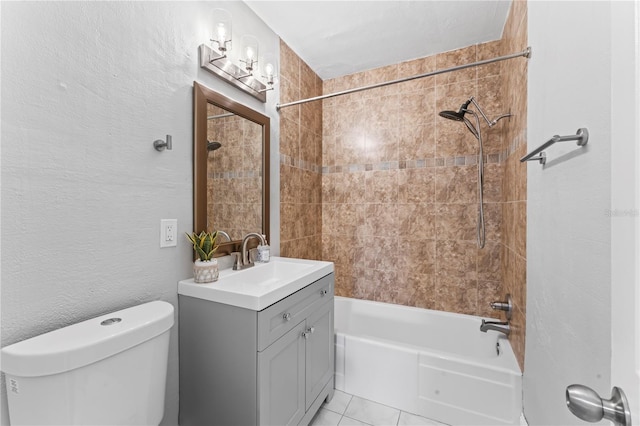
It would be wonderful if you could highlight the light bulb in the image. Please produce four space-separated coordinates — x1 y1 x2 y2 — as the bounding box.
240 35 259 72
265 63 274 78
216 24 226 44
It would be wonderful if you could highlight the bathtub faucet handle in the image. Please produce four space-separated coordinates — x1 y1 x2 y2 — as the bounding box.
489 294 512 320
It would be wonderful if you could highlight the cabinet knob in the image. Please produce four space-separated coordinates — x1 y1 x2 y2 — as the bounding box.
283 313 292 321
320 289 328 296
302 327 315 339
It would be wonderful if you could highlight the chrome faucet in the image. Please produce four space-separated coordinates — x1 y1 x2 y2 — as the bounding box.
234 233 266 270
480 319 511 336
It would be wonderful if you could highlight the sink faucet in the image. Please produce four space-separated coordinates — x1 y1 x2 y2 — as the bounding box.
480 319 511 336
234 233 266 270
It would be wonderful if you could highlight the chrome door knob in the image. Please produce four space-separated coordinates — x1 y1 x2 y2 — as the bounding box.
566 385 632 426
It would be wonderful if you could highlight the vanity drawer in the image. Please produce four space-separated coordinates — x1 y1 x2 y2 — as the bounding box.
257 273 334 351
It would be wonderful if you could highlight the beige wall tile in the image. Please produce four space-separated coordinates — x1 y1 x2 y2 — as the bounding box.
365 170 399 204
435 276 478 315
436 240 478 280
435 203 477 241
398 272 436 309
398 203 436 240
398 123 436 160
398 167 435 203
435 45 477 85
435 165 478 204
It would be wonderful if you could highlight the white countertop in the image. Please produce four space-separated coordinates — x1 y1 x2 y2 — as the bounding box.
178 256 334 311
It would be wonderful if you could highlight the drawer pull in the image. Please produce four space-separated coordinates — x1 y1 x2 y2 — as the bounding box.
283 312 292 321
320 289 328 296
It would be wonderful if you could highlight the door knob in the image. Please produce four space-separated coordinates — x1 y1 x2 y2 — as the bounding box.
566 384 632 426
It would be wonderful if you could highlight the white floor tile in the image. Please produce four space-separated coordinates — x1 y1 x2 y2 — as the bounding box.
344 396 401 426
339 416 372 426
398 411 449 426
323 390 353 415
310 408 343 426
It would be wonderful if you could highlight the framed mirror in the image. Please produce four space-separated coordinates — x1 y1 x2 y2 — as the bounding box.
193 81 270 256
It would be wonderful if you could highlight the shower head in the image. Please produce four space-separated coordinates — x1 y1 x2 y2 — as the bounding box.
439 110 465 121
438 99 472 122
207 140 222 151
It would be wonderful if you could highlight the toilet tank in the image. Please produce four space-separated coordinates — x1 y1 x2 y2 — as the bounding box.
1 300 174 426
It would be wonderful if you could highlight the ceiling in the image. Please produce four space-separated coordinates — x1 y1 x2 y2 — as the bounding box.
245 1 512 81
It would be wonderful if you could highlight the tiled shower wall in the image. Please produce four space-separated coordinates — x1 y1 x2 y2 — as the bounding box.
279 40 323 259
320 42 506 319
499 0 528 370
279 0 527 369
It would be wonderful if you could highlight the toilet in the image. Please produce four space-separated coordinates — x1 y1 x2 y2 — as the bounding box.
1 300 174 425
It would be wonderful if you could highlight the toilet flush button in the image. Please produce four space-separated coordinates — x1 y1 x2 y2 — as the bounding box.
100 318 122 326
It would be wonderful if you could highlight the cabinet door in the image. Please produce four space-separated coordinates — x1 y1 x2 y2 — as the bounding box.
258 321 306 426
305 300 334 410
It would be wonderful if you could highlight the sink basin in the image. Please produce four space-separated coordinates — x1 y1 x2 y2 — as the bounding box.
178 256 334 310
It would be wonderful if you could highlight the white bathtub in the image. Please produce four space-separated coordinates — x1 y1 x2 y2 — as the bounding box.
334 296 522 426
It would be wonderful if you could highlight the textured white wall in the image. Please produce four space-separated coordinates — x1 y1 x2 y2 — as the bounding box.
0 2 279 425
525 2 612 424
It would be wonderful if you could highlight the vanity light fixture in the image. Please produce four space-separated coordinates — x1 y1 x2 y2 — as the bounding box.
199 9 277 103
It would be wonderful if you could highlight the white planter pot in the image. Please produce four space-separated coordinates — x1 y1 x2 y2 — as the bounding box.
193 259 219 283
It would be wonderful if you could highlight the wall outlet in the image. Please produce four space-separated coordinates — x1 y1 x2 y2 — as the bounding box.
160 219 178 248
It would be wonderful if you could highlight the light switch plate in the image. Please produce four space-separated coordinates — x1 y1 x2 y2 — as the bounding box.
160 219 178 248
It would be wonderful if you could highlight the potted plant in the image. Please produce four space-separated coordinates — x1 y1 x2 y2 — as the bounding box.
186 231 219 283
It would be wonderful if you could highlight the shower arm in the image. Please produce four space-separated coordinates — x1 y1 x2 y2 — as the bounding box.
467 97 511 128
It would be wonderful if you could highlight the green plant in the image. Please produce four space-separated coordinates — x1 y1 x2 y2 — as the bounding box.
186 231 218 261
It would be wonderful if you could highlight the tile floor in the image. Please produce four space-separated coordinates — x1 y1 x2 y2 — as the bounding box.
309 390 449 426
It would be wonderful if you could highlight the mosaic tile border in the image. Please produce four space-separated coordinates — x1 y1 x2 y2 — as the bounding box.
208 170 262 179
280 154 322 173
279 128 527 175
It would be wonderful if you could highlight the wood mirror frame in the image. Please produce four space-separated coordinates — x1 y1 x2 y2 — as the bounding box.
193 81 270 256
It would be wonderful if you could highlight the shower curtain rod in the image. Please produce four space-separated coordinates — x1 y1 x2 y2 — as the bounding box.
207 112 236 120
276 47 531 110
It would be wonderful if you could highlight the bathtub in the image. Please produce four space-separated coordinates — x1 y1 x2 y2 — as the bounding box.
334 296 522 426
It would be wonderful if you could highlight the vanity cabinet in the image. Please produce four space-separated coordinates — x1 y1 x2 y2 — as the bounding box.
179 272 335 426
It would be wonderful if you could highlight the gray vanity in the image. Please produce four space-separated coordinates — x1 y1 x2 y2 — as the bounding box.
178 257 335 426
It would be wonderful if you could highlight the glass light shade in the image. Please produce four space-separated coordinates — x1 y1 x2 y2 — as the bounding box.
241 35 259 73
261 53 279 86
211 8 232 53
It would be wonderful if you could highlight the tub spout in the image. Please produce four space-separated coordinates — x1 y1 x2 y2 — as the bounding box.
480 319 511 336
